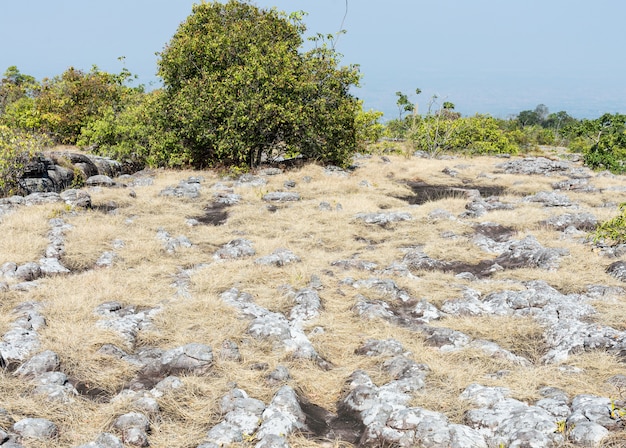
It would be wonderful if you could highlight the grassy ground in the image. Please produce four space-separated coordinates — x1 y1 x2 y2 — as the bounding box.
1 150 626 447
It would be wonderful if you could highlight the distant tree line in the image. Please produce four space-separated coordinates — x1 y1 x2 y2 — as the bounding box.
1 0 626 198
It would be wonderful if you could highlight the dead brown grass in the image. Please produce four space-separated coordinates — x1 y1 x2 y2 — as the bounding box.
2 152 626 446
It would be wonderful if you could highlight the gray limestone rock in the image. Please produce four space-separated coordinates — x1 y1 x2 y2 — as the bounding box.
213 191 241 205
32 371 78 403
12 418 58 440
14 262 42 282
493 235 568 271
24 192 63 206
354 211 412 226
38 257 70 275
234 173 267 187
76 432 124 448
60 188 92 208
159 178 201 199
331 259 378 271
523 191 572 207
262 192 300 202
150 375 183 397
86 175 115 187
496 157 572 175
607 261 626 282
256 386 307 441
156 228 193 253
14 350 59 377
355 338 406 357
267 365 290 384
541 212 598 231
567 421 609 446
214 238 255 260
255 248 300 266
161 343 213 375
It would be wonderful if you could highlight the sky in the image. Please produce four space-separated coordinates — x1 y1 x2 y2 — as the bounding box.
1 0 625 120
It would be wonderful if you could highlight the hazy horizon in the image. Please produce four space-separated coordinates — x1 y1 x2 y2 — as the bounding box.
1 0 624 121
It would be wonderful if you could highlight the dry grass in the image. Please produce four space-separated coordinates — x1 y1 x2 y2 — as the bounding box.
2 152 626 446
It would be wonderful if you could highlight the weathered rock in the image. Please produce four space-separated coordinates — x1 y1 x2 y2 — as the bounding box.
262 191 301 202
24 192 63 206
150 375 183 397
38 257 70 275
60 188 92 208
255 386 307 442
607 261 626 282
523 191 572 207
255 248 300 266
14 350 59 377
95 302 161 348
552 177 596 192
496 157 571 175
86 175 115 187
0 302 44 362
331 259 378 271
214 238 255 260
14 262 42 282
355 338 406 357
259 168 283 176
76 432 124 448
159 177 202 199
113 412 150 447
267 365 290 384
156 228 193 253
540 212 597 231
32 371 78 403
493 235 568 271
234 173 267 187
161 343 213 375
213 191 241 205
354 211 412 226
12 418 58 440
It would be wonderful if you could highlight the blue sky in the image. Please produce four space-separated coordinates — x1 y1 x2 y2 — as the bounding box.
2 0 625 119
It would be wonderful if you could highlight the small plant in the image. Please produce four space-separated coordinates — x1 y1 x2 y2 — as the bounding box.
610 400 626 419
593 203 626 245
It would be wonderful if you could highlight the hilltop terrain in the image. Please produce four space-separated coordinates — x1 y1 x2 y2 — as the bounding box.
1 149 626 447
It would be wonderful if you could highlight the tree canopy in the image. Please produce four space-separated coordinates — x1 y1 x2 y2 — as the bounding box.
156 0 361 168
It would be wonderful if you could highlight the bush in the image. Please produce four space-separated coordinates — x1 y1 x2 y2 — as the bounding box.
594 203 626 245
408 113 519 156
0 66 39 117
0 126 49 196
156 0 360 168
577 114 626 173
33 66 141 144
355 101 384 150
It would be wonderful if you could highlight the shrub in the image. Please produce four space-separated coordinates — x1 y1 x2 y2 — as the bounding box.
408 113 519 156
578 114 626 173
0 66 39 116
156 0 360 168
0 126 49 196
34 66 141 144
594 203 626 245
355 101 384 150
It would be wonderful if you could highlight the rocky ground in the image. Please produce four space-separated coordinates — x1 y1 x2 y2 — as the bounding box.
0 149 626 447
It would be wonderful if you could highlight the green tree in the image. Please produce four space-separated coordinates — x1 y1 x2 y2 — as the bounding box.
0 66 39 116
157 0 360 168
34 66 141 144
572 113 626 173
